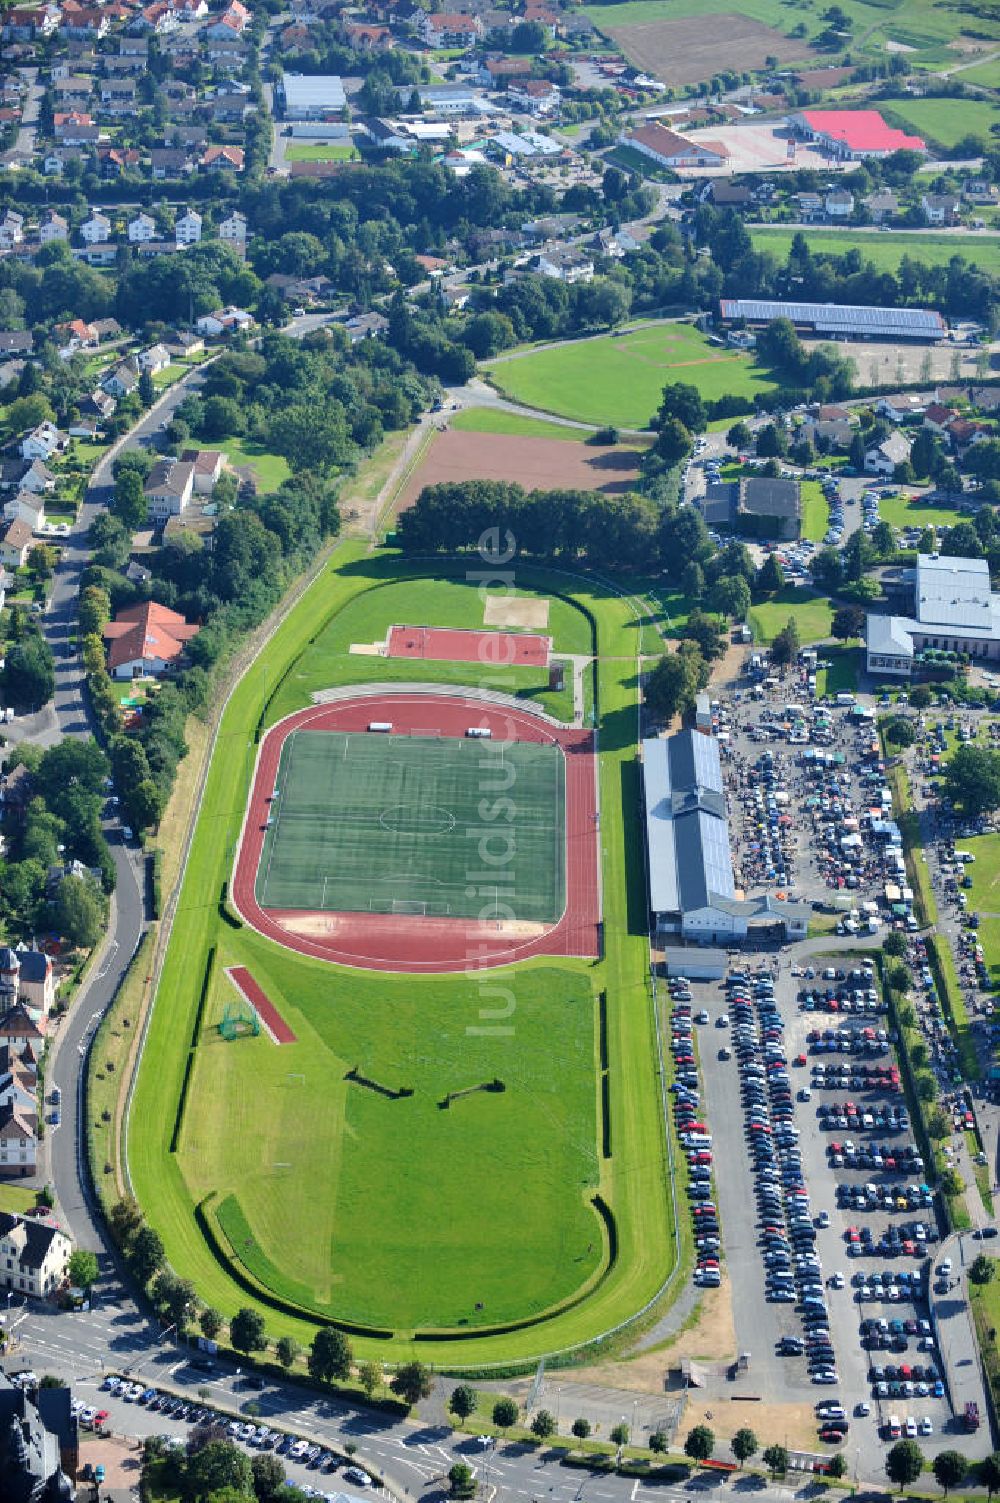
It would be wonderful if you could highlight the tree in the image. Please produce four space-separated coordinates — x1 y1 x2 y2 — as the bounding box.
126 1224 164 1286
654 415 692 467
755 554 784 598
200 1307 223 1341
886 716 916 748
230 1307 267 1356
681 560 705 602
113 467 147 530
832 604 865 640
727 421 751 451
731 1429 757 1469
610 1423 629 1448
1 632 55 709
251 1453 286 1503
532 1410 556 1440
492 1397 519 1435
885 1439 924 1491
980 1453 1000 1499
763 1445 788 1477
572 1417 591 1440
648 1430 667 1453
390 1361 433 1408
151 1270 196 1330
448 1463 475 1499
109 1196 143 1246
933 1451 968 1496
908 684 932 709
707 574 750 621
275 1336 300 1370
67 1249 99 1290
184 1439 254 1501
971 1254 996 1285
53 875 106 951
645 651 698 722
358 1360 382 1400
770 616 800 667
827 1454 847 1480
685 1426 714 1463
658 383 707 435
945 744 1000 815
450 1384 478 1421
756 422 787 458
308 1327 352 1384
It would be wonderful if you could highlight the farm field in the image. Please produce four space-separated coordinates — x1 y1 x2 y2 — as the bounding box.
395 426 645 513
488 323 776 429
594 9 808 86
882 96 1000 150
749 585 833 645
128 539 676 1359
750 227 1000 275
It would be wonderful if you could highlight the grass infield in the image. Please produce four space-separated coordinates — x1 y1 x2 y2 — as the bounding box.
256 729 565 922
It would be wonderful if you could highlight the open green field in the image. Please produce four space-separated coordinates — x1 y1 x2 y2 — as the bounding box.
449 407 594 442
882 96 1000 150
816 644 860 698
217 437 290 494
878 492 964 531
800 480 828 544
953 834 1000 914
285 142 359 162
487 323 777 430
749 585 833 645
128 540 676 1359
750 227 1000 275
957 58 1000 90
256 730 565 921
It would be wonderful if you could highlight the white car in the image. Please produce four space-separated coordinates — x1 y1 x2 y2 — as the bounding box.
905 1416 918 1438
919 1417 933 1436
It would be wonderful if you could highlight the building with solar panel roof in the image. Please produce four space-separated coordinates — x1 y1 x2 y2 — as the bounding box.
718 298 947 342
642 731 809 945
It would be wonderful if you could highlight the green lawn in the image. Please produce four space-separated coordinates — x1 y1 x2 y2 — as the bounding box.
128 539 676 1361
749 585 833 646
284 142 359 162
816 644 860 698
954 834 1000 915
152 364 189 390
449 407 593 442
800 480 828 544
881 96 1000 150
750 227 1000 276
487 323 777 430
217 438 290 494
879 493 965 531
0 1184 43 1218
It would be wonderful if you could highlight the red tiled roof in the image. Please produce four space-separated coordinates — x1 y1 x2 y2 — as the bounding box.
103 600 199 671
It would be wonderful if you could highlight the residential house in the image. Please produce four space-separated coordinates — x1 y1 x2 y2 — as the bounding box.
0 1042 37 1117
139 342 171 375
0 330 31 356
3 490 44 529
20 421 63 462
537 246 594 283
102 357 139 399
127 210 157 243
0 209 23 250
866 190 898 223
345 21 392 49
38 209 68 244
151 146 195 179
419 11 483 46
52 75 93 106
878 393 927 423
104 598 199 677
0 1211 71 1295
796 192 823 222
79 389 116 423
0 516 33 567
344 311 388 342
99 146 141 178
91 317 121 343
143 457 194 523
508 78 559 116
3 4 60 39
12 948 55 1020
200 144 244 172
196 305 253 335
80 208 112 244
479 55 532 87
218 209 247 247
921 193 960 226
205 0 251 37
53 110 98 144
923 402 959 436
825 188 854 219
947 416 992 452
54 318 96 351
865 430 912 477
174 207 202 245
1 458 54 494
166 331 204 358
182 448 225 493
43 147 83 175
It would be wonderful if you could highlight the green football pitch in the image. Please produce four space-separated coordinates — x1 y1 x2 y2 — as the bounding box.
255 730 565 922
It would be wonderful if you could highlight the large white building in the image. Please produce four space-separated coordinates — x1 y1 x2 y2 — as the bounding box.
867 553 1000 678
280 72 345 119
642 731 808 946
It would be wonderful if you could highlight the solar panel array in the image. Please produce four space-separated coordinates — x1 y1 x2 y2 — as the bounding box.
719 299 946 337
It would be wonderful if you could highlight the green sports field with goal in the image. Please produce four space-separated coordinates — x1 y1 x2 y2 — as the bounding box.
255 729 566 922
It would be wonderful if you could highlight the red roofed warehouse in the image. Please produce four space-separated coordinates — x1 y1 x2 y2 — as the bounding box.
789 109 925 159
103 601 199 680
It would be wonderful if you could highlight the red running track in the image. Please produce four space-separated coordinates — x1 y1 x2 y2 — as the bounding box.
230 693 600 973
386 624 551 669
225 965 298 1044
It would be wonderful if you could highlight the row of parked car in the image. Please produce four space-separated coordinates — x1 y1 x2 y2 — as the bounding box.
671 978 721 1292
728 969 840 1387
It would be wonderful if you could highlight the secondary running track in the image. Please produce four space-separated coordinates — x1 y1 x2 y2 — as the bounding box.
387 624 551 668
230 692 600 973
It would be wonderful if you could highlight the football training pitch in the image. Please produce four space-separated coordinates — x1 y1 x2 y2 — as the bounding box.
256 729 565 922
